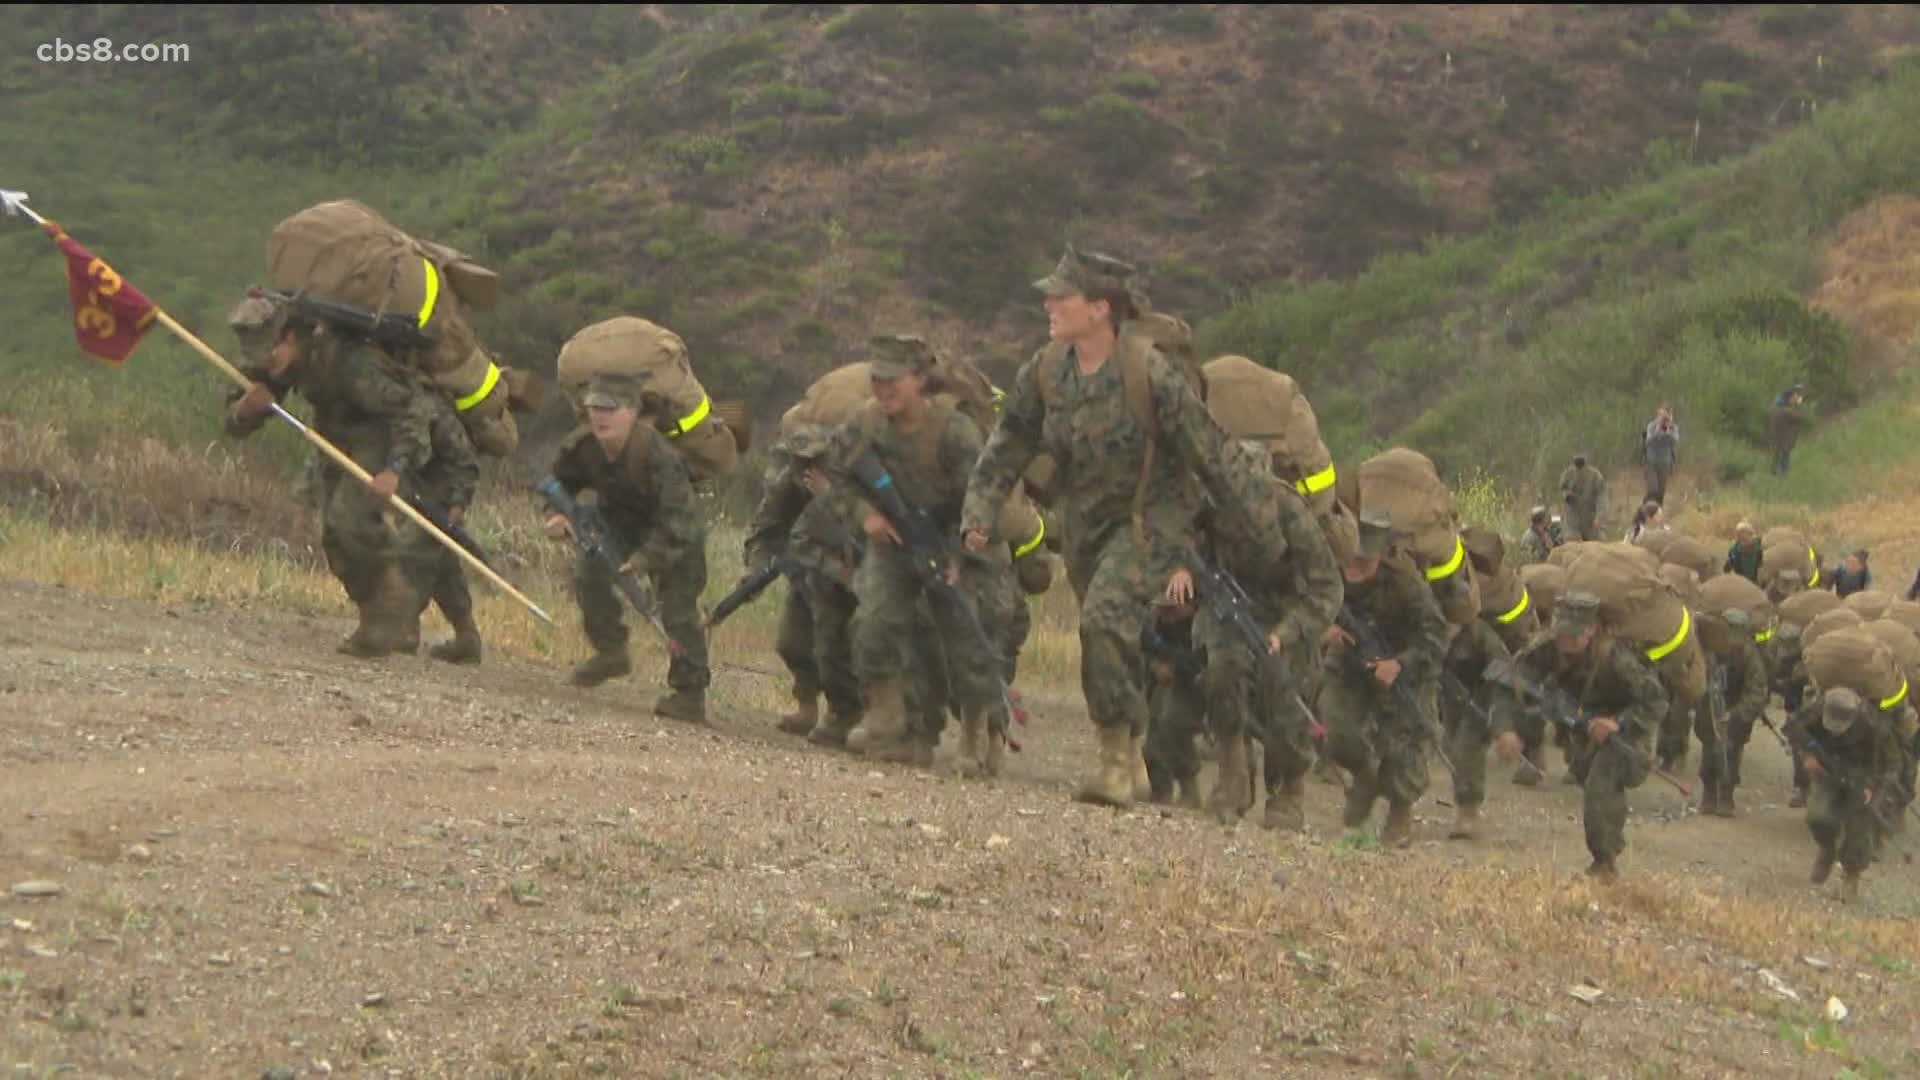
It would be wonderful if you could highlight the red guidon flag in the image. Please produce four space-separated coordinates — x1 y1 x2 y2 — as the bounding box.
41 219 159 365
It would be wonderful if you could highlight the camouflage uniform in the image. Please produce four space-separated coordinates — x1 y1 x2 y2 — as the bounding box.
222 307 442 657
1489 593 1670 877
1319 512 1451 846
962 246 1242 807
550 377 710 719
1191 439 1343 828
827 337 1013 774
1803 688 1901 900
1438 616 1515 837
1688 612 1770 816
416 389 483 664
1558 460 1606 542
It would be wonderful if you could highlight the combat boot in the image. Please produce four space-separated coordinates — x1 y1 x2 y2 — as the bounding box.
569 649 632 688
1840 869 1863 904
846 681 910 757
1448 803 1480 841
1789 784 1808 809
808 710 860 749
429 614 483 665
1382 800 1414 848
1263 776 1305 832
1712 785 1737 818
1695 779 1719 817
954 707 990 778
1586 857 1619 883
1342 770 1378 830
1131 731 1152 801
1810 847 1836 885
653 689 707 725
777 690 820 736
983 727 1007 778
1073 725 1134 808
1207 732 1253 824
1175 777 1204 812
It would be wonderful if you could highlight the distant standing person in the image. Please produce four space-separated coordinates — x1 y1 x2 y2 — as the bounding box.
1559 454 1606 542
1723 521 1763 583
1769 384 1808 475
1642 404 1679 504
1830 549 1871 598
1517 506 1562 565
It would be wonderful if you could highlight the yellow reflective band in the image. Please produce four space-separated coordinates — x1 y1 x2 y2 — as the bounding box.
1425 537 1465 582
1013 516 1046 559
1806 548 1820 588
665 394 711 437
1880 678 1908 712
1646 606 1690 662
991 385 1006 414
1496 587 1531 625
455 362 500 412
418 258 440 329
1754 627 1775 644
1294 463 1337 496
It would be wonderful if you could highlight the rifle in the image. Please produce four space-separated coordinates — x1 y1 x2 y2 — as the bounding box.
264 287 437 353
407 484 496 574
844 451 1027 751
705 556 802 630
1188 551 1327 742
535 476 687 658
1707 657 1733 790
1334 605 1456 778
1481 658 1693 796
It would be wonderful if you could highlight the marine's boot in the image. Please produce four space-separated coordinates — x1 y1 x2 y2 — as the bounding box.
1840 868 1863 904
1448 803 1481 841
954 707 990 778
1313 756 1346 787
1341 770 1379 830
1131 732 1152 802
777 689 820 736
1174 776 1204 812
1810 846 1836 886
1383 800 1414 848
1512 748 1545 787
1712 785 1738 819
982 725 1007 778
428 613 483 666
846 681 910 757
808 710 861 749
569 649 632 688
1586 857 1619 883
1788 784 1808 809
1695 778 1719 817
1263 776 1305 832
653 689 707 725
1207 732 1253 824
1074 725 1135 808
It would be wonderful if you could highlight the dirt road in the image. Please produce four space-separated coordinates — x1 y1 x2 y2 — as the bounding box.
3 578 1916 1078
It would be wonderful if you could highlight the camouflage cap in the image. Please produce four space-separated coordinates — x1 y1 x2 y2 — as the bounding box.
869 334 936 379
781 421 833 460
582 372 639 410
1355 508 1397 558
227 290 291 367
1554 590 1603 636
1822 686 1862 734
1034 243 1136 298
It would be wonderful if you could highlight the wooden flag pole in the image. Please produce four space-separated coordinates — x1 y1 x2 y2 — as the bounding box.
1 187 551 625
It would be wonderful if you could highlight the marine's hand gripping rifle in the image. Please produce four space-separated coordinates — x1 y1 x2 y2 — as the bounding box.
846 451 1027 751
1188 550 1325 741
536 476 687 658
1481 658 1693 796
1334 605 1456 779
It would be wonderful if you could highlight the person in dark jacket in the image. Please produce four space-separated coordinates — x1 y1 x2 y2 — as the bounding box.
1829 550 1871 598
1723 522 1763 584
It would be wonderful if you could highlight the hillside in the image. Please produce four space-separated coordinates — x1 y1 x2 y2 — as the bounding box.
3 3 1918 467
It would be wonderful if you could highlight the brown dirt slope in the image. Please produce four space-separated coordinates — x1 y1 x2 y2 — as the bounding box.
3 578 1917 1078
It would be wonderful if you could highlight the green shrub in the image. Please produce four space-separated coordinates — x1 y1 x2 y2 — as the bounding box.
1069 94 1176 179
1697 80 1751 117
1111 71 1161 99
1160 9 1218 35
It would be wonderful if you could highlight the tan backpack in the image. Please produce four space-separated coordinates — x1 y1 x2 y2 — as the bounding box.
1661 564 1703 607
1865 620 1920 686
1520 562 1568 616
267 199 525 457
1634 528 1678 559
1661 536 1719 582
1804 625 1906 709
1561 541 1706 702
555 317 744 485
1801 606 1864 652
1843 589 1894 621
1778 588 1843 629
1759 526 1822 590
1198 355 1337 514
1698 573 1774 640
1357 448 1480 625
1887 599 1920 638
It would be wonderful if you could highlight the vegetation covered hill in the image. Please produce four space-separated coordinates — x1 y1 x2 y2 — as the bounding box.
4 3 1918 472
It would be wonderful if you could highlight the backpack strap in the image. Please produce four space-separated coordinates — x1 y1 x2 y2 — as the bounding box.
622 422 653 488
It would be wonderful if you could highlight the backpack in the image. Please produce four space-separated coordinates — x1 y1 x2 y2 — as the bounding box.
1801 607 1864 652
1698 573 1774 631
1759 526 1822 590
1198 355 1337 514
1842 589 1894 622
1561 541 1707 702
1661 563 1703 608
1865 620 1920 687
1033 314 1208 546
1886 599 1920 639
1660 536 1719 582
1356 448 1481 626
267 199 526 457
1778 588 1843 629
555 316 746 485
1803 625 1906 709
1520 562 1568 615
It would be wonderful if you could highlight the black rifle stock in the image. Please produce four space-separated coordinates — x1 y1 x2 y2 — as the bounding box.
847 452 1026 750
1189 550 1326 742
406 484 495 575
1482 658 1693 796
536 476 687 657
705 557 801 630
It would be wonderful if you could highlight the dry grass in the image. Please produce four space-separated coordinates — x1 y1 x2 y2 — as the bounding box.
1811 194 1920 351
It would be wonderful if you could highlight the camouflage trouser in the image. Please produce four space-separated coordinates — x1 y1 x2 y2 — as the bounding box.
1722 710 1757 788
852 546 1004 716
1658 696 1698 766
1144 666 1205 799
775 581 819 699
1196 610 1318 787
1001 580 1032 685
574 544 711 693
1439 670 1494 809
1807 776 1879 873
319 468 441 642
1319 665 1437 808
801 571 862 722
1568 510 1600 543
1064 531 1165 738
1567 728 1653 862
